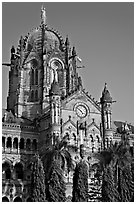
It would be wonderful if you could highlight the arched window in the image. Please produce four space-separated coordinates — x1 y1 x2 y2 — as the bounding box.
6 137 12 148
2 196 9 202
26 138 31 151
2 137 5 149
35 90 38 101
72 133 76 141
13 197 22 202
31 69 34 85
20 138 24 149
65 132 70 140
2 162 11 179
31 90 34 102
35 69 38 85
26 197 32 202
32 139 37 151
90 135 94 143
110 139 112 146
14 163 23 180
96 135 100 143
106 138 109 148
58 69 63 87
92 147 95 153
13 138 18 149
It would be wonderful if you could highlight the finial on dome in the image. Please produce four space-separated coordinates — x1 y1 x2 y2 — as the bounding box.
104 82 107 90
41 5 46 25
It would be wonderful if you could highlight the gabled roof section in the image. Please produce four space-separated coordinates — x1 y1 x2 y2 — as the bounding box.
88 121 100 131
62 88 101 112
62 117 77 129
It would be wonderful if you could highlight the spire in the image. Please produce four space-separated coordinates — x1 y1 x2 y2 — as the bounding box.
41 5 46 25
102 82 107 94
11 45 15 54
101 82 112 103
65 35 70 47
72 46 76 56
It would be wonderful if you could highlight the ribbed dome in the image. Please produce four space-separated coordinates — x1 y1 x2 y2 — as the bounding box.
102 90 112 102
101 83 112 103
50 80 61 95
25 25 64 54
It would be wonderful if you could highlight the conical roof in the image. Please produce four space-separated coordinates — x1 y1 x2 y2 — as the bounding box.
101 83 112 103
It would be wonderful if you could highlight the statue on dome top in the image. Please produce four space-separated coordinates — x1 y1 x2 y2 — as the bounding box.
41 5 46 25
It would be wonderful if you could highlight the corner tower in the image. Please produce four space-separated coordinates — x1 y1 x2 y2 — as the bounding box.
100 83 115 149
49 79 61 144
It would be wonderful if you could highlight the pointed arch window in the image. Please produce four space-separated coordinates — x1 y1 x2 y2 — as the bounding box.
31 90 34 102
96 135 100 143
90 135 94 143
32 139 37 151
58 69 64 87
92 147 95 153
14 162 23 179
26 138 31 151
35 90 38 101
13 138 18 149
6 137 12 148
2 162 11 179
2 137 5 149
35 69 38 85
20 138 24 149
31 69 34 85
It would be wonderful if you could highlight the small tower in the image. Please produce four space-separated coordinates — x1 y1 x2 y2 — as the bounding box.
49 79 61 145
100 83 115 149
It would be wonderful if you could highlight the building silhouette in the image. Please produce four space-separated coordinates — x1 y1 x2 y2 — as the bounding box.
2 7 134 202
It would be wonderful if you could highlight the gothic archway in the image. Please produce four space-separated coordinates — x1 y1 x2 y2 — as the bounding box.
2 196 9 202
13 196 22 202
13 138 18 149
2 161 11 179
26 197 32 202
14 162 23 180
6 137 12 148
19 138 24 150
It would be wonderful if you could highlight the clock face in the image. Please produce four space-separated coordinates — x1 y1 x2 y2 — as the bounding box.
76 105 87 118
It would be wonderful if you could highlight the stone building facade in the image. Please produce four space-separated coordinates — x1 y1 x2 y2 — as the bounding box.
2 7 134 202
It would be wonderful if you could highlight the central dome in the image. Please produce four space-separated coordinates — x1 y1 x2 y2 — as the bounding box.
25 25 65 54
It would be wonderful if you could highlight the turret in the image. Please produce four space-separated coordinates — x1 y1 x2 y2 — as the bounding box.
65 36 70 95
100 83 115 149
49 79 61 144
11 46 15 61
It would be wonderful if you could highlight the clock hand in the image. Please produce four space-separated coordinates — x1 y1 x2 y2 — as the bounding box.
77 107 83 114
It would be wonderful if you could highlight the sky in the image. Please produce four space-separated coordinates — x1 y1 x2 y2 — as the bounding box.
2 2 134 124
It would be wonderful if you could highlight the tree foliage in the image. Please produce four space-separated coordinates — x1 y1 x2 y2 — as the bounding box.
30 154 47 202
40 136 73 181
40 136 73 202
46 160 66 202
93 133 134 202
72 160 88 202
101 163 120 202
